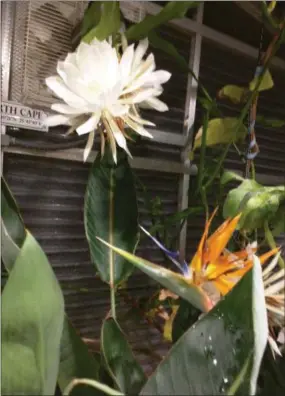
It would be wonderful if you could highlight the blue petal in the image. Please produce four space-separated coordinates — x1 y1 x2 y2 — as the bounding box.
139 225 179 259
139 225 187 275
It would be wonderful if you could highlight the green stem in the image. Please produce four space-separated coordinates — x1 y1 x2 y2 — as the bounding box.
201 187 209 221
264 220 285 268
204 143 231 189
197 111 209 192
64 378 124 396
110 286 116 319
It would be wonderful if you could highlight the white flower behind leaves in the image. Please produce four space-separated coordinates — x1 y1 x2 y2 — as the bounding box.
263 252 285 357
45 38 171 162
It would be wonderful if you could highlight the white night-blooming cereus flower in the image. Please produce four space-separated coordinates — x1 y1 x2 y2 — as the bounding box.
45 38 171 162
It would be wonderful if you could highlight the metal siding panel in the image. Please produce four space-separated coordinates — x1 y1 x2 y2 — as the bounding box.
3 153 171 374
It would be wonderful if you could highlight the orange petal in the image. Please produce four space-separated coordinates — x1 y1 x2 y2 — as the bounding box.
189 208 218 273
206 260 244 280
205 214 242 264
260 247 280 265
213 275 236 295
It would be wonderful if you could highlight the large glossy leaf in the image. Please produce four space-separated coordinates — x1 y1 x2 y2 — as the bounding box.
85 149 139 285
193 118 247 150
1 177 26 271
101 318 146 394
1 232 65 395
172 299 201 343
1 177 25 247
58 316 103 396
83 1 120 43
1 219 21 271
148 30 189 70
97 239 212 312
126 1 198 40
80 1 102 38
141 257 268 395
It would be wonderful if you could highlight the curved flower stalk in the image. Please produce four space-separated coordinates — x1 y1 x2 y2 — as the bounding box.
45 38 171 162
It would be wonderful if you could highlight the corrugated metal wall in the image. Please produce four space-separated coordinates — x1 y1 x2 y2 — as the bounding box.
2 153 177 374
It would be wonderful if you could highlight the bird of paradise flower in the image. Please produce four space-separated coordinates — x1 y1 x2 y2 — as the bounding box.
98 209 282 351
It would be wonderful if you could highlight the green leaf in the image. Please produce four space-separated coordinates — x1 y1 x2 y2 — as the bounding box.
172 299 200 343
223 180 285 231
256 115 285 128
218 85 248 104
80 1 102 38
126 1 198 41
1 232 65 395
239 189 285 231
223 179 262 219
85 149 139 285
58 316 103 396
1 219 21 271
1 177 25 248
141 257 268 395
271 206 285 236
101 318 146 394
97 238 212 313
249 69 274 92
1 177 26 271
148 30 189 70
220 170 244 186
193 118 247 151
82 1 120 43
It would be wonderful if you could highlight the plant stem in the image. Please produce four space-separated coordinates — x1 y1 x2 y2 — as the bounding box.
110 285 116 319
64 378 124 396
197 111 209 192
204 143 231 189
109 169 116 319
264 220 285 268
204 23 284 190
201 187 209 221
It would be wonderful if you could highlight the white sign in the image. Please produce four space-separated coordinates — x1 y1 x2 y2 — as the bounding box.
1 101 48 132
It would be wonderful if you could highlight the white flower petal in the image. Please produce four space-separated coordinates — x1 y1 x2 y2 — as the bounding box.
142 97 169 112
268 335 282 357
148 70 172 85
121 88 162 105
128 112 155 126
132 38 149 71
265 279 285 297
57 60 79 85
46 76 86 108
83 130 95 162
104 111 132 158
76 113 100 135
102 116 117 163
277 328 285 344
44 114 72 126
109 104 130 117
123 116 153 138
120 44 134 85
263 253 281 278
